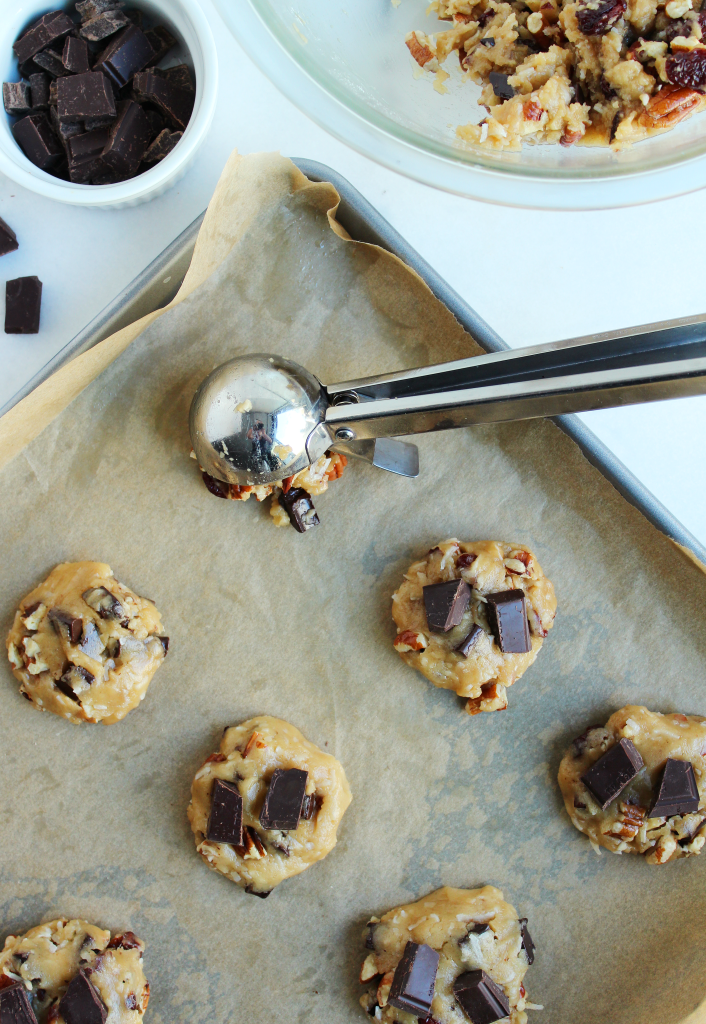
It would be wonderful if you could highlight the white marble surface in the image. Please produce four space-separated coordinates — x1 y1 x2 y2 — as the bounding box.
1 0 705 545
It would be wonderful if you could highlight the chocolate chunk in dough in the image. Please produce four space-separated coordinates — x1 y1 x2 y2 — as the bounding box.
56 664 94 702
580 737 644 809
0 983 38 1024
57 72 116 124
59 969 107 1024
0 216 19 257
132 70 194 129
260 768 308 830
388 941 440 1016
519 918 535 964
142 128 182 163
485 590 531 653
33 49 72 78
488 71 515 99
650 758 700 817
5 277 42 334
13 12 75 66
49 608 84 644
278 487 320 533
94 25 154 89
63 36 92 74
143 25 178 66
101 99 152 175
3 82 32 116
207 778 244 846
82 586 124 619
79 620 105 660
453 969 510 1024
29 72 51 109
12 114 63 170
456 623 483 657
423 579 470 633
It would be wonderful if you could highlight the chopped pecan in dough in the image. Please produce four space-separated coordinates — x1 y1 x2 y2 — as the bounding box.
391 539 556 715
188 715 352 895
558 705 706 862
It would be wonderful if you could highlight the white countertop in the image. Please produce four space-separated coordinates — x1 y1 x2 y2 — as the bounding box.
1 0 705 546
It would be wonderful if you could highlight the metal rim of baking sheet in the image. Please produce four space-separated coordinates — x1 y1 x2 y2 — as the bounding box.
3 157 704 566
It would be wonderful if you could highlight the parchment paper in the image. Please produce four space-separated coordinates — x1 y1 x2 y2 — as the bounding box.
0 151 705 1024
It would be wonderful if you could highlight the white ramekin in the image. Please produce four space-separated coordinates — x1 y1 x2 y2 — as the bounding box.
0 0 218 208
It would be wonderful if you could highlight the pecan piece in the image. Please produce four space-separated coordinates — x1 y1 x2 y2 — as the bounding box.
405 33 435 67
242 731 265 757
608 802 646 839
393 629 428 653
466 681 508 715
360 954 379 983
640 84 701 126
523 100 544 120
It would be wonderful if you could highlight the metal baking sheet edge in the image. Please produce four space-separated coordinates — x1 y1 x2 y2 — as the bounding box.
3 157 704 566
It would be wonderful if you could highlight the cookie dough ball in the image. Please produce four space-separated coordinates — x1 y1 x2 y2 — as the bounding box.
391 539 556 715
558 705 706 864
6 562 168 725
188 715 352 896
359 886 537 1024
0 918 149 1023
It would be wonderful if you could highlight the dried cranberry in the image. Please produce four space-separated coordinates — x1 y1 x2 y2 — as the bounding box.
107 931 141 950
456 552 477 569
666 49 706 87
576 0 626 35
126 994 138 1010
599 74 616 97
665 17 691 42
201 471 230 499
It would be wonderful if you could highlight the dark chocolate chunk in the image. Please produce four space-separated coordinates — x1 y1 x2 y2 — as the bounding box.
68 125 111 162
101 99 151 175
132 70 194 129
33 49 72 78
0 216 19 257
50 106 83 153
259 767 308 830
0 982 38 1024
82 586 123 619
79 620 104 659
57 72 116 123
94 25 154 89
49 80 59 107
455 623 483 657
29 72 51 109
159 63 194 92
244 884 271 898
300 792 321 821
488 71 515 99
364 921 377 950
650 758 700 818
142 128 181 163
206 778 243 846
49 608 84 644
5 276 42 334
157 635 169 654
63 36 92 73
56 664 94 701
423 578 471 633
3 82 32 116
485 590 531 653
13 12 76 66
519 919 535 965
479 36 496 45
58 968 107 1024
388 941 439 1016
144 25 178 66
77 0 125 19
125 8 144 29
143 106 165 137
11 114 62 170
580 737 644 809
453 970 510 1024
278 487 320 533
80 10 130 43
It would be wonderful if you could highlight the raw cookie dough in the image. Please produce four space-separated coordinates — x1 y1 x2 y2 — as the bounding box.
188 715 352 896
0 918 149 1023
6 562 168 725
406 0 706 150
391 539 556 715
558 705 706 863
359 886 537 1024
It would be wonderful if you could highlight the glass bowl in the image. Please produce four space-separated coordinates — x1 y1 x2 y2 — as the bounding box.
215 0 706 208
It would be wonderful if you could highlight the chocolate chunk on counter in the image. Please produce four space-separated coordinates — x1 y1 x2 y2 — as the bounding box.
388 941 439 1016
488 71 515 99
143 127 181 163
57 71 116 123
33 49 72 78
102 99 151 175
58 969 107 1024
133 70 194 129
455 623 483 657
278 487 320 532
580 737 644 810
94 24 154 89
29 71 51 109
0 982 38 1024
5 276 42 334
453 970 510 1024
650 758 700 817
485 590 531 653
0 216 19 257
519 918 535 965
79 10 130 43
3 82 32 116
63 35 92 74
144 25 178 66
206 778 243 846
259 767 308 830
13 11 75 66
423 578 470 633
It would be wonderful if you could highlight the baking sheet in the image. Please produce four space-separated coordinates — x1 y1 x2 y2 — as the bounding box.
1 151 705 1024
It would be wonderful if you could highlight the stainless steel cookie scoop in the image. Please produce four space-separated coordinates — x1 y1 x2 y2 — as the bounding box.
189 314 706 488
